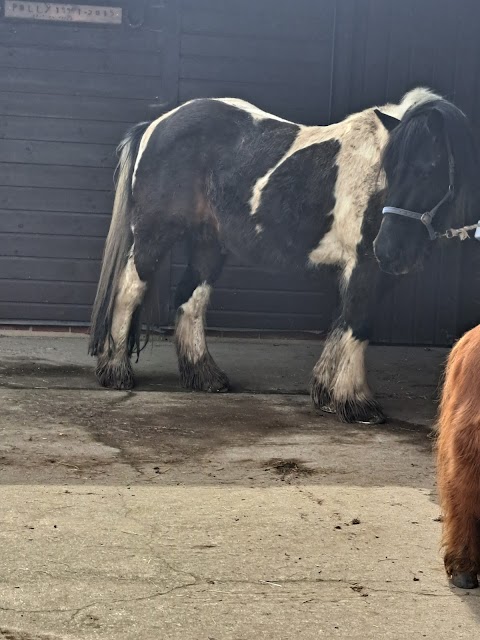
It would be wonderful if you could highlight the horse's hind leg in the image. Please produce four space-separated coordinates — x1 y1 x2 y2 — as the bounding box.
438 415 480 587
311 256 384 424
96 248 146 389
96 223 180 389
441 476 480 590
174 224 229 392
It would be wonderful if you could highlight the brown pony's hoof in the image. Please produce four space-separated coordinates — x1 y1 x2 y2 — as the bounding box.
450 572 479 589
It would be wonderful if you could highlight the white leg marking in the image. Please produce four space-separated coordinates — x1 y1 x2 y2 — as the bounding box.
109 251 146 361
176 283 211 364
313 328 370 402
329 329 369 402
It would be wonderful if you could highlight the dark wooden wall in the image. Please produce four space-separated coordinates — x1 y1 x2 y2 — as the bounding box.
170 0 339 332
168 0 480 343
0 0 178 323
1 0 480 344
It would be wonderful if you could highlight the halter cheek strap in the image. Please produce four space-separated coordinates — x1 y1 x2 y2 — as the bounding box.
382 133 455 241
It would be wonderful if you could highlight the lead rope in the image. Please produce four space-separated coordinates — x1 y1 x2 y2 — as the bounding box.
440 222 480 241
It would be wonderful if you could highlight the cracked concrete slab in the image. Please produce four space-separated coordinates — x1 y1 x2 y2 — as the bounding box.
0 335 478 639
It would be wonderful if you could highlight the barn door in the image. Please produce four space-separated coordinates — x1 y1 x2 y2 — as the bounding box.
0 0 179 325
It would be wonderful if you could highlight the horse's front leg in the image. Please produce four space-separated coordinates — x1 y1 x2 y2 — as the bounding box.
311 257 384 424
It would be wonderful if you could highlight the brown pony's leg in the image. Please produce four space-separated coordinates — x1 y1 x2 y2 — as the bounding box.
437 326 480 589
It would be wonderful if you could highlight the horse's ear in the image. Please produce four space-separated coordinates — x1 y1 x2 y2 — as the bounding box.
374 109 400 132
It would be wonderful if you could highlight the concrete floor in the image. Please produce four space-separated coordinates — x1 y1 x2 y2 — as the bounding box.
0 333 479 639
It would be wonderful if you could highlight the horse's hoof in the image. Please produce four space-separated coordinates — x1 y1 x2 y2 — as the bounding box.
207 375 230 393
95 356 134 390
336 398 386 425
450 572 479 589
320 404 336 414
179 354 230 394
207 382 230 393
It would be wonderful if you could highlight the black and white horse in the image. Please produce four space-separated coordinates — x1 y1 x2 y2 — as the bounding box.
89 88 477 424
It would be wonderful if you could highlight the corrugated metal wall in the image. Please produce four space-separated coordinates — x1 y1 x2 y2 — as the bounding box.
1 0 480 344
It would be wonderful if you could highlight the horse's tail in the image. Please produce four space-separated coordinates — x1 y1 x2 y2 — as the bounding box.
88 121 150 356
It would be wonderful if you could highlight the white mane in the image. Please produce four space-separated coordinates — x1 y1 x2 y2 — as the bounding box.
383 87 442 120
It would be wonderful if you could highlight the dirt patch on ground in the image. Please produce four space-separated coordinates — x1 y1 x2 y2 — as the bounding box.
0 387 436 490
266 458 317 480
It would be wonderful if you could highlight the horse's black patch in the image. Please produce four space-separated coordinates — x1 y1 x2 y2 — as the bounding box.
250 140 340 267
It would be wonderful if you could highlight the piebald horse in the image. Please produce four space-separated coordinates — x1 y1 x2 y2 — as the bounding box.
89 87 477 424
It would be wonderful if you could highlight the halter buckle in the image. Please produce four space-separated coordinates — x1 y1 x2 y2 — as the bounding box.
420 212 432 225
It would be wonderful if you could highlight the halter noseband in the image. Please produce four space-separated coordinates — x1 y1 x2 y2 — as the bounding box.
382 133 455 241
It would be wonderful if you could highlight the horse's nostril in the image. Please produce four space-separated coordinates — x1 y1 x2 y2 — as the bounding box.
374 241 392 263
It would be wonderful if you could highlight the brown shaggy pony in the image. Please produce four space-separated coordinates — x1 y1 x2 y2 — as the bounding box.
437 325 480 589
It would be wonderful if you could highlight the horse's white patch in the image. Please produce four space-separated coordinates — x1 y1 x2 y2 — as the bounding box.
249 87 441 277
249 125 335 215
175 283 211 363
313 328 370 402
255 223 263 235
329 329 370 401
110 250 146 359
307 112 388 272
213 98 294 124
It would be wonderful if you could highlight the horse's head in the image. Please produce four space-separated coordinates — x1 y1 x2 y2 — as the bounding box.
373 97 477 276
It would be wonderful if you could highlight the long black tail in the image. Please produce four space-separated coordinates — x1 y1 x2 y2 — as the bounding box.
88 121 150 356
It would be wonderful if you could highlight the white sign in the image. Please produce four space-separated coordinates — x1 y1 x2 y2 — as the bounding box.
4 1 123 24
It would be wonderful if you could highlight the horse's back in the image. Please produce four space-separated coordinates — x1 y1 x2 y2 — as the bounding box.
133 98 301 193
140 98 299 158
